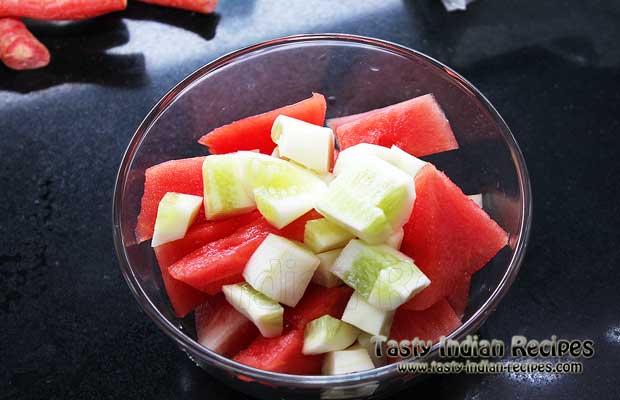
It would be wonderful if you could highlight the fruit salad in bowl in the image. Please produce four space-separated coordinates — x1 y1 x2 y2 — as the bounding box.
113 34 531 399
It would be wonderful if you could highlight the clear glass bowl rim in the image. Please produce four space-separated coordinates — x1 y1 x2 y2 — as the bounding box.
113 33 533 388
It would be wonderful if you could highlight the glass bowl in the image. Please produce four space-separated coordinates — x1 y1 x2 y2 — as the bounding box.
113 34 532 399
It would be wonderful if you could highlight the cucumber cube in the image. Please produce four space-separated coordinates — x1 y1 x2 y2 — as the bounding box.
331 240 430 310
322 344 375 375
316 155 414 244
304 218 355 253
333 143 426 178
151 192 203 247
312 249 344 288
303 315 360 355
384 228 404 249
271 115 335 174
202 154 256 220
222 282 284 338
243 234 320 307
341 291 394 336
357 333 387 367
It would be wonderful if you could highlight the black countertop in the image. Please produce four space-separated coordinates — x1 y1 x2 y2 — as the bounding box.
2 1 619 399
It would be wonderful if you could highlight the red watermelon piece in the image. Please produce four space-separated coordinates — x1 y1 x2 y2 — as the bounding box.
446 275 471 318
154 211 261 317
233 329 323 375
168 210 323 295
135 156 205 244
327 108 380 131
198 93 327 155
335 94 459 157
284 284 353 330
401 164 508 310
195 294 259 357
391 299 462 345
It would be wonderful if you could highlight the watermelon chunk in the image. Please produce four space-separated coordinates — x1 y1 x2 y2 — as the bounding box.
169 218 273 295
233 329 323 375
284 284 353 330
327 109 380 131
135 157 205 243
334 94 459 157
401 164 508 310
198 93 327 155
195 294 259 357
168 210 323 295
447 275 471 318
390 299 462 344
154 211 261 317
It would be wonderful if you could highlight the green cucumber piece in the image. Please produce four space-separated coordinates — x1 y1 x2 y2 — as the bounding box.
244 153 327 229
151 192 203 247
315 155 414 244
302 315 360 355
312 248 344 288
243 233 320 307
357 333 387 367
202 154 256 220
322 344 375 375
333 143 426 178
304 218 355 253
222 282 283 338
384 228 404 249
331 240 429 310
271 115 335 174
341 291 394 336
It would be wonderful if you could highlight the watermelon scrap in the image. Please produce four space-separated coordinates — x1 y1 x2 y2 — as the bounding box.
391 299 462 344
195 294 260 357
233 329 323 375
401 164 508 310
335 94 459 157
198 93 327 155
154 211 261 317
284 284 353 330
168 210 323 295
135 156 206 244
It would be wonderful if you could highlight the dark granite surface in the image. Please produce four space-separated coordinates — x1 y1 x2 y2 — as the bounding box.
1 0 619 399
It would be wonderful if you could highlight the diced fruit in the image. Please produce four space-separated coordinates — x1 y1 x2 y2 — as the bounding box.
169 218 274 294
316 156 414 244
332 240 429 310
357 333 387 367
303 315 360 355
246 153 327 229
334 94 459 157
154 211 260 317
136 157 205 243
243 234 320 307
278 209 323 242
319 172 336 185
401 164 508 310
222 282 284 338
202 154 255 219
151 193 203 247
312 249 344 288
322 344 375 375
390 299 462 344
384 228 404 249
271 146 281 158
327 109 381 131
468 193 483 208
333 143 427 179
271 115 335 174
195 294 259 357
234 329 323 375
198 93 327 155
341 291 394 336
284 284 353 330
447 275 471 318
304 218 355 253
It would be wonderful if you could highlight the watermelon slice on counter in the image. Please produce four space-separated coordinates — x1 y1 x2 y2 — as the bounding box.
390 299 462 344
334 94 459 157
233 329 323 375
195 294 260 357
135 156 206 244
401 164 508 311
198 93 327 155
